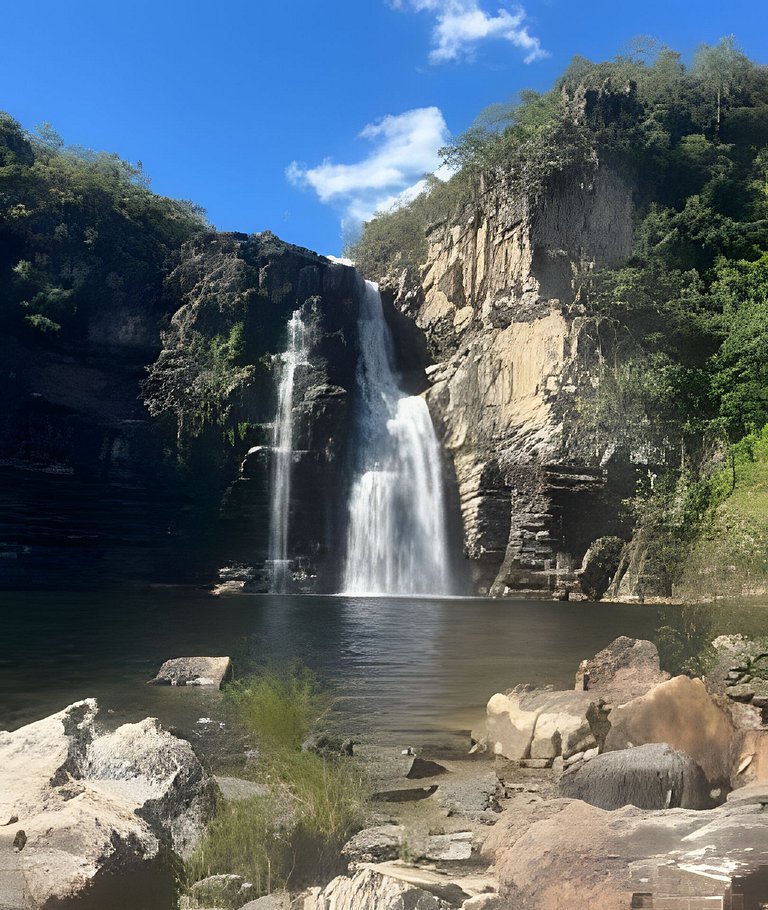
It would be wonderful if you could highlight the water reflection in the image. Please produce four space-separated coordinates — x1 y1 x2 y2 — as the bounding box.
2 589 762 745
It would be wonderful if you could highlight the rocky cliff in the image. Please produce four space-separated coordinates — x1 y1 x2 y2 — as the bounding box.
385 166 641 596
0 229 361 591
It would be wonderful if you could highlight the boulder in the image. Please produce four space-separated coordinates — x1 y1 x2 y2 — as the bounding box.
422 831 473 862
603 676 735 785
149 656 232 688
436 772 503 818
559 743 712 810
406 757 449 779
486 688 595 760
240 895 292 910
574 636 669 699
577 536 624 600
484 792 768 909
301 866 451 910
0 700 215 908
342 825 406 867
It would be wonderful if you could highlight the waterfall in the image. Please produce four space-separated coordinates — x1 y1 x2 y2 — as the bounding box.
267 311 309 593
343 280 452 596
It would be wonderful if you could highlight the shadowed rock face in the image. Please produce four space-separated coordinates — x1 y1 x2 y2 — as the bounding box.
386 165 645 597
0 231 361 591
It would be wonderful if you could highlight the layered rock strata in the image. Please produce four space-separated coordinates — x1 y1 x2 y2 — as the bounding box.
387 165 643 595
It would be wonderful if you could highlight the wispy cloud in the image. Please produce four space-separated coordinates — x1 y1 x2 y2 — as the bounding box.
392 0 548 64
287 107 450 235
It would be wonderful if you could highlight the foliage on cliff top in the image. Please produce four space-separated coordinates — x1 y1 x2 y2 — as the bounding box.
348 38 768 283
0 113 207 342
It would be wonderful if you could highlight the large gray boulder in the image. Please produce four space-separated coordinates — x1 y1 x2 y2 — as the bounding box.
0 700 216 908
559 743 712 810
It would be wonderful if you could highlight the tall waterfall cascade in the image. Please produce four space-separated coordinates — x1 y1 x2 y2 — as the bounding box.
267 310 309 593
343 280 453 596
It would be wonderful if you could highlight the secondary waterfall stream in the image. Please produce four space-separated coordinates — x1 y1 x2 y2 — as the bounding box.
267 310 308 593
343 280 452 596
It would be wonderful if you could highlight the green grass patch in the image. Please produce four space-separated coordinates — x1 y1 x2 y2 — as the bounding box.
677 426 768 601
184 665 365 902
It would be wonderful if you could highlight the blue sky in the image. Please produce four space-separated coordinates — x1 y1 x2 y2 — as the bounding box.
3 0 768 255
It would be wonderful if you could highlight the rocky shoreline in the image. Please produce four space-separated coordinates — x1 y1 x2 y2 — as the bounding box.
2 636 767 909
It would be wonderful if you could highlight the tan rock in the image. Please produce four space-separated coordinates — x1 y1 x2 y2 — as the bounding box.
0 700 215 908
731 729 768 787
485 794 768 909
149 656 232 688
393 167 636 596
301 865 452 909
486 692 540 759
486 688 594 760
603 676 735 784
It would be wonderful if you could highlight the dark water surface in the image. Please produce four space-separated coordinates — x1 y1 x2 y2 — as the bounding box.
0 588 687 745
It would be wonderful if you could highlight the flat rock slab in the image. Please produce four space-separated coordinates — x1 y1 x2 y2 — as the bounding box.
149 657 232 689
363 862 499 905
484 791 768 907
422 831 473 862
342 825 406 866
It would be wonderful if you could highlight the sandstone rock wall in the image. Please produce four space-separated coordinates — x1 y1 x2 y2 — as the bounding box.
389 167 638 595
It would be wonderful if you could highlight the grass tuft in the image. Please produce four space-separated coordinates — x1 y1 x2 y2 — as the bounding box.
184 664 365 902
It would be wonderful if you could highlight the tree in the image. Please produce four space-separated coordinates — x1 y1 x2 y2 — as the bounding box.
692 36 750 134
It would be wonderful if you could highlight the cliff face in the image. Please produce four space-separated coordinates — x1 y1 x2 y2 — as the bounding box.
0 231 359 590
387 167 639 595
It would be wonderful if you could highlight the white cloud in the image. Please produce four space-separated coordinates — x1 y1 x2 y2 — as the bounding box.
393 0 548 64
287 107 450 234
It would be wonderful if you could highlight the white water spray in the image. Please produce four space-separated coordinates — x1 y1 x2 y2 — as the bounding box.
267 311 309 593
343 280 452 596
